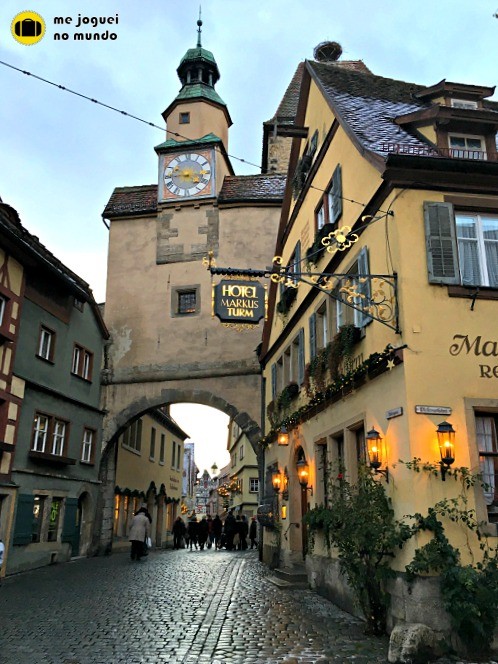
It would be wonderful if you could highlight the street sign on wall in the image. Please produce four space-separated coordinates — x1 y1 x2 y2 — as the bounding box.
213 279 267 324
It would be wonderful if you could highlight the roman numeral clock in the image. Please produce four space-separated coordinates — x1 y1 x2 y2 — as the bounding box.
158 150 214 201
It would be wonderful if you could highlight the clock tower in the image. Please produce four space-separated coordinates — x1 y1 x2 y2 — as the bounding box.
155 17 233 204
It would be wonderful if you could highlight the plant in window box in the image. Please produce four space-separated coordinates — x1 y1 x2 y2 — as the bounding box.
306 223 334 267
277 382 300 411
291 153 312 199
276 285 297 316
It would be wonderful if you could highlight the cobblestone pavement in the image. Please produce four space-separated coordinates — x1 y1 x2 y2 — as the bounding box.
0 548 495 664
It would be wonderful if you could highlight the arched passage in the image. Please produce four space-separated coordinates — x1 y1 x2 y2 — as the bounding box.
94 386 264 554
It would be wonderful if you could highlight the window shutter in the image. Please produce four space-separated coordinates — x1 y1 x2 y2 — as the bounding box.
13 494 34 546
331 164 343 224
271 364 277 399
309 313 317 359
61 497 79 550
295 240 301 270
298 328 305 385
357 247 372 327
424 202 460 284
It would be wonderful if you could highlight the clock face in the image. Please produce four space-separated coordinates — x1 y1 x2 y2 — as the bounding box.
163 152 212 198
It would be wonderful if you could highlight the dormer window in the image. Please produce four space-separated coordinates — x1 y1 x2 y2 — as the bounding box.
450 99 478 110
448 134 487 160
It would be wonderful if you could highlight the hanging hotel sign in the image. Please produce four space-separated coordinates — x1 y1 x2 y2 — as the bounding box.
212 279 267 324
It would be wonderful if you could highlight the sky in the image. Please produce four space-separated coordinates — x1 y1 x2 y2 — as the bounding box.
1 0 497 468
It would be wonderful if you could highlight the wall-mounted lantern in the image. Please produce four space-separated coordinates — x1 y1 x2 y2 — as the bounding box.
278 426 289 446
296 458 313 495
436 420 456 481
271 469 282 493
366 427 389 482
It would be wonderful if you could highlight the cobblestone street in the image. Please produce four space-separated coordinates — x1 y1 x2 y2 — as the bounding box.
1 548 497 664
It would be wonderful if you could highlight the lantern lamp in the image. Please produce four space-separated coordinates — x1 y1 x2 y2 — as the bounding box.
296 458 313 495
278 426 289 446
271 469 282 493
436 421 455 481
366 427 389 481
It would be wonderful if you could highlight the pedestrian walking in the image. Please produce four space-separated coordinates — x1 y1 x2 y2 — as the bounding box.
198 516 209 550
212 514 223 549
172 516 186 550
224 509 236 550
187 514 199 550
240 514 249 550
249 516 258 549
206 515 214 549
129 507 151 561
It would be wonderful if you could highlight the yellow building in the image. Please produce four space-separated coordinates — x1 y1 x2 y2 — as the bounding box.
259 42 498 640
113 408 187 549
226 419 259 518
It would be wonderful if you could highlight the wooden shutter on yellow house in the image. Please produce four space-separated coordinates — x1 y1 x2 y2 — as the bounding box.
423 202 460 285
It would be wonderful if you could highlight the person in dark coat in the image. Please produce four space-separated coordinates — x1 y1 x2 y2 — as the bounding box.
212 515 223 549
224 510 236 550
172 516 186 549
187 515 199 550
249 516 258 549
206 515 214 549
198 516 209 550
240 514 249 550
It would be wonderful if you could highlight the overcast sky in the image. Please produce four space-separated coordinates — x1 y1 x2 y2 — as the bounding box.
1 0 497 467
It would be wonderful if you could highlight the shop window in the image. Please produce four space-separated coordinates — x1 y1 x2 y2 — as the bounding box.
32 495 45 543
47 498 62 542
424 203 498 288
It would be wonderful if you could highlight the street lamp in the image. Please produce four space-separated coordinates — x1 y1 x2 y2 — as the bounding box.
437 421 455 481
296 458 313 495
278 426 289 446
366 427 389 481
271 469 282 493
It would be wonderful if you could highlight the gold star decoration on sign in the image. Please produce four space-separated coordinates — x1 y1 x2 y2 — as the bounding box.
387 358 396 370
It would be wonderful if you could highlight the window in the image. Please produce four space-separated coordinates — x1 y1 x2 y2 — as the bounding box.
450 99 478 110
424 203 498 288
38 326 55 361
47 498 62 542
240 445 244 461
176 444 181 470
123 419 142 453
333 247 371 332
159 433 165 464
456 213 498 288
449 134 486 160
179 112 190 124
316 204 325 231
178 290 197 314
0 295 7 326
73 298 85 311
32 413 69 457
81 428 95 463
249 478 259 493
327 164 343 226
71 344 93 380
316 303 328 350
32 495 45 543
171 440 176 468
150 427 156 460
476 414 498 515
287 241 301 285
231 453 236 468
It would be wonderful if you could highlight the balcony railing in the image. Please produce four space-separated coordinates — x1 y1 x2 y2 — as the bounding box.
381 143 497 161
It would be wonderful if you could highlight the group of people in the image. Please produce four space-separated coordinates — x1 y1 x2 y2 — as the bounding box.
129 506 258 560
172 510 258 552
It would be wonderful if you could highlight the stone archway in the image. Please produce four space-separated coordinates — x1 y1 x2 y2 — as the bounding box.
94 384 264 554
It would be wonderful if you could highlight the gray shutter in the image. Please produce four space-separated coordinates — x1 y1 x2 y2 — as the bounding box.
271 364 277 399
309 313 317 359
295 240 301 271
62 497 79 548
424 202 460 284
13 494 34 546
357 247 372 327
297 328 305 385
331 164 343 224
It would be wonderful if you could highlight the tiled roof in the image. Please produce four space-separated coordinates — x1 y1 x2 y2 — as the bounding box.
269 62 305 124
218 174 286 203
155 133 222 152
103 185 157 218
174 82 227 108
308 60 429 156
179 46 217 67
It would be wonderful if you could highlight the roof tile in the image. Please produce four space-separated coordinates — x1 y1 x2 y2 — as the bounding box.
103 185 157 218
219 174 286 203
